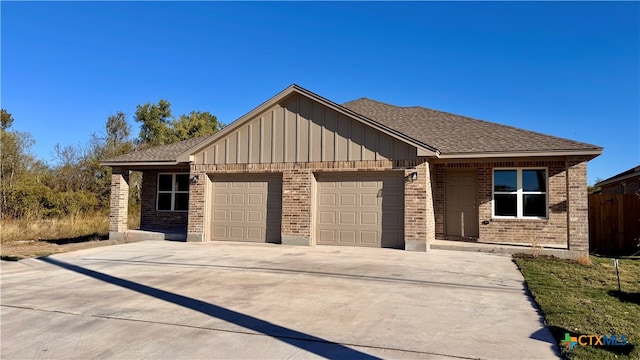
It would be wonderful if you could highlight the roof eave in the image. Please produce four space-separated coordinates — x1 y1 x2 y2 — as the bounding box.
99 160 184 167
437 149 603 159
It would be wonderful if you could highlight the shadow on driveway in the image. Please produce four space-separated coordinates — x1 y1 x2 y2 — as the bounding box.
40 257 380 359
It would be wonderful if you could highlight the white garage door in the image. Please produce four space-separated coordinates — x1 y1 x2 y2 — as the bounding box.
210 175 282 243
316 172 404 248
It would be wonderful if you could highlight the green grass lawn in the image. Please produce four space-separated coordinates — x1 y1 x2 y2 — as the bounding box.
515 255 639 359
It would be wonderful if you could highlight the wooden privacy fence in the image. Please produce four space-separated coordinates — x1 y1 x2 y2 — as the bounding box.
589 193 640 254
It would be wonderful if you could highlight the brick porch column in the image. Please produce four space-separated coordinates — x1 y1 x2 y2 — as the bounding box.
404 161 435 251
187 166 206 242
281 169 313 246
567 158 589 253
109 168 129 240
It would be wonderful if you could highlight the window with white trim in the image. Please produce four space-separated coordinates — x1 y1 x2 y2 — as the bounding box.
493 169 547 218
157 173 189 211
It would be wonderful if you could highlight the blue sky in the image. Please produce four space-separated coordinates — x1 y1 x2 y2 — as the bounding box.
2 1 638 184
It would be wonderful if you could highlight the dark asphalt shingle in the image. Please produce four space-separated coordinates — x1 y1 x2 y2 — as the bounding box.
104 91 601 164
341 98 601 155
103 136 209 163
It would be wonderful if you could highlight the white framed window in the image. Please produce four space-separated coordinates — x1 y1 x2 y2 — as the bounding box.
157 173 189 211
493 168 547 218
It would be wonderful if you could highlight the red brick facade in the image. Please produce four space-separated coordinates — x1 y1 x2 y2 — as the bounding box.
140 170 189 231
432 157 590 249
111 157 591 255
108 168 129 239
186 160 433 250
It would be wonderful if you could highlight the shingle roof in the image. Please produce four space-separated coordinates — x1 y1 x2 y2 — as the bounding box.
103 88 602 165
103 136 210 163
595 165 640 187
341 98 602 155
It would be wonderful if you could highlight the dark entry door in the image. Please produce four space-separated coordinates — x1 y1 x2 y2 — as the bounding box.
445 171 479 238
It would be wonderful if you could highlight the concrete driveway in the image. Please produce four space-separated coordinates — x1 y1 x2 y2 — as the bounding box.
1 241 558 359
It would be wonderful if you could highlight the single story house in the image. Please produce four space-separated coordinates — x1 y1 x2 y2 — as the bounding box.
595 165 640 195
102 84 602 256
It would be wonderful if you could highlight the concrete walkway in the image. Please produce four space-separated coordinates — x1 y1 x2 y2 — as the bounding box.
1 241 559 359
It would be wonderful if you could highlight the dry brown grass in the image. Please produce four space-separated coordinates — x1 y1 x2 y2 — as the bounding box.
1 212 142 260
576 253 593 266
1 213 109 244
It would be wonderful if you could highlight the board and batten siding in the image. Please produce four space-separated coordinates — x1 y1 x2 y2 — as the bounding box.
193 93 417 165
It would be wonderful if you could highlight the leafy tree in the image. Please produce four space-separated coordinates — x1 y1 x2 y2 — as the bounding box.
134 100 173 146
588 178 603 194
172 111 222 141
88 112 136 207
134 100 223 146
50 143 86 193
0 110 39 218
0 101 220 222
1 109 14 130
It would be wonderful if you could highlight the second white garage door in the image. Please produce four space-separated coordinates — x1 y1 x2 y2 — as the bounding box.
316 172 404 248
210 175 282 243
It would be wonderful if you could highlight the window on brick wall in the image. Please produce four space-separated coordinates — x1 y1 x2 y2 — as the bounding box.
157 173 189 211
493 168 547 218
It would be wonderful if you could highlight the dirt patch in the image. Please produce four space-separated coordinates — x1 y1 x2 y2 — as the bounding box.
1 238 142 260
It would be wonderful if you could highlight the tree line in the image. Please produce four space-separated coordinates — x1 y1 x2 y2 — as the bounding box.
0 101 222 220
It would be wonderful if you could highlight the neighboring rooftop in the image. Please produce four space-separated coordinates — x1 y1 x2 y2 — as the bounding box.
341 98 602 155
595 165 640 187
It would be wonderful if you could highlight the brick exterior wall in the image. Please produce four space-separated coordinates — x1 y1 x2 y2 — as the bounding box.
404 161 434 250
567 157 589 251
109 169 129 235
188 159 435 250
140 170 189 231
432 157 591 250
108 155 591 253
281 169 314 245
187 169 206 242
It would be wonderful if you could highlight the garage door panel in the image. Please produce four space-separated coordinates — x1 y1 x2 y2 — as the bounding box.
230 194 245 205
340 194 357 206
318 230 336 244
361 181 379 188
361 193 378 206
213 194 228 205
341 181 357 188
339 230 356 244
316 172 404 248
210 175 282 243
319 212 336 224
361 231 378 244
212 227 227 238
319 194 336 206
229 227 244 239
247 210 262 222
360 212 378 225
246 228 262 240
339 212 356 225
230 210 244 221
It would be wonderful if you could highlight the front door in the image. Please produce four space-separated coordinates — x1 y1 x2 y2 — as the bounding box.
445 170 479 238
